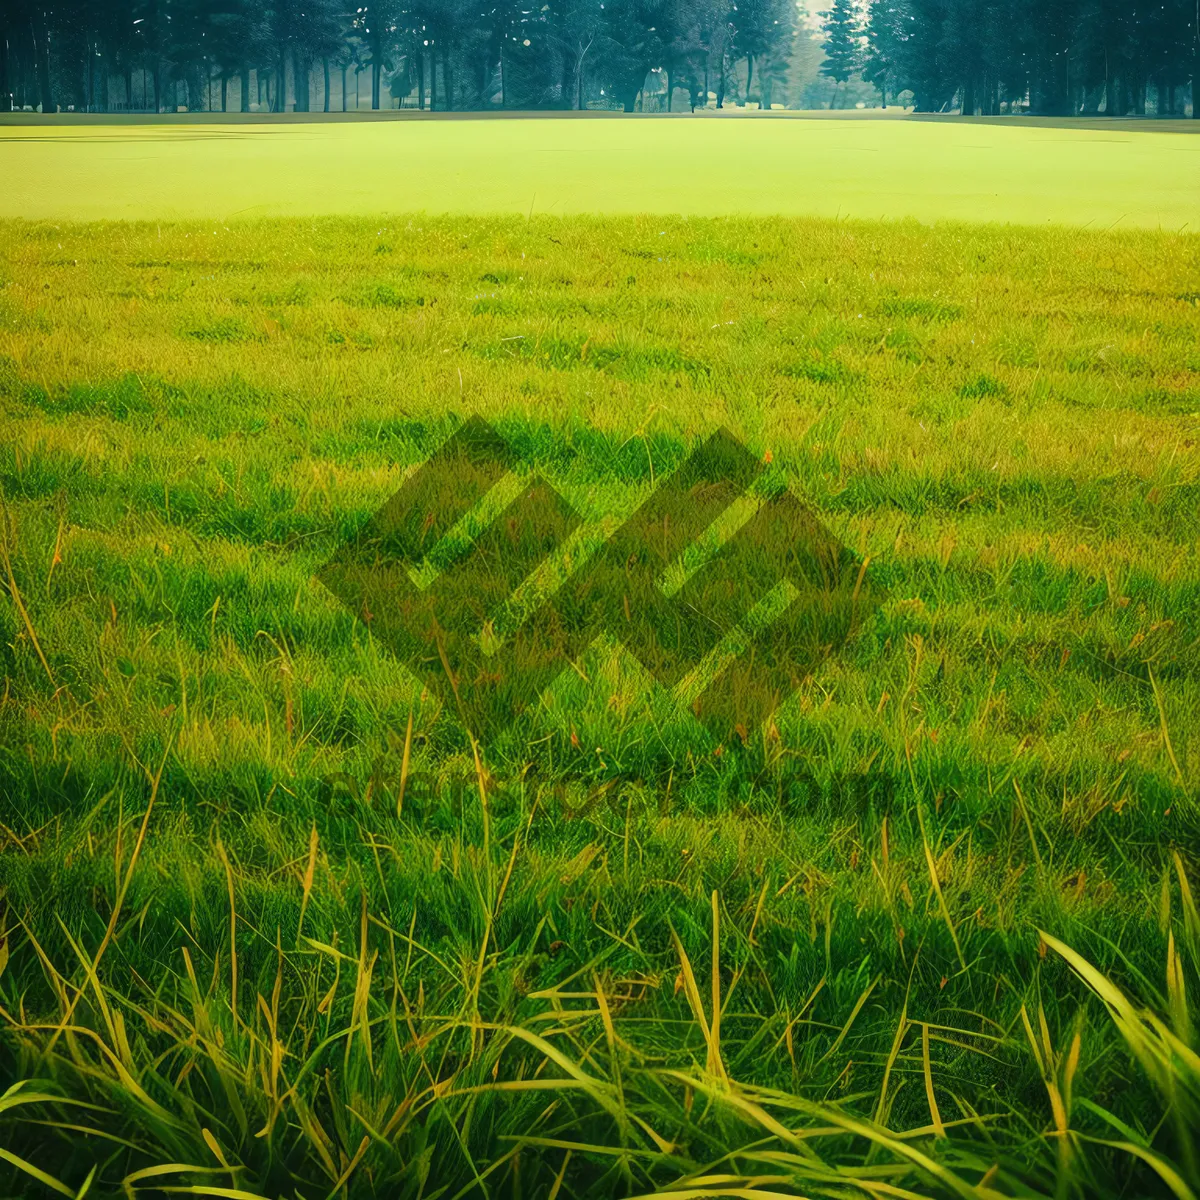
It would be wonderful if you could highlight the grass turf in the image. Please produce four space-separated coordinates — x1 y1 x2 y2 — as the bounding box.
2 114 1200 227
0 212 1198 1197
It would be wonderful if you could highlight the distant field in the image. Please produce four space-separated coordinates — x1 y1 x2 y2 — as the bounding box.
3 113 1200 226
1 211 1198 1198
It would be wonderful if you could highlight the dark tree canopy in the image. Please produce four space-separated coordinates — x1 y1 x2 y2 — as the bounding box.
826 0 1198 114
2 0 1193 114
0 0 793 111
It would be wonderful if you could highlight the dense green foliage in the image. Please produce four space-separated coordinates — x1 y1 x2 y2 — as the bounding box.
0 213 1198 1197
826 0 1200 114
0 0 794 113
4 0 1198 116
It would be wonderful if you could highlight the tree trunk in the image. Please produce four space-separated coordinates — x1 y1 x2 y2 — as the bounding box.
416 52 425 109
1 20 12 112
1132 74 1145 115
442 45 452 110
275 46 286 111
31 10 53 112
153 63 160 112
429 48 437 111
369 34 379 110
295 51 310 111
1105 71 1121 115
240 67 250 112
1193 19 1200 117
475 52 489 109
716 53 725 108
558 46 573 108
323 57 330 111
341 64 347 111
745 54 754 105
32 13 51 111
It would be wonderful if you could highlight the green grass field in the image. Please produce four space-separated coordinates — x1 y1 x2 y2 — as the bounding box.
3 114 1200 227
1 122 1200 1199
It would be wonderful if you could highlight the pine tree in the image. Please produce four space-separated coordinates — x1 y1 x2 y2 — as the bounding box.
861 0 905 105
821 0 860 84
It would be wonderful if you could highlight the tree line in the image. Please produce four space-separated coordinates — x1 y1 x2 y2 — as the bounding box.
822 0 1199 115
0 0 795 112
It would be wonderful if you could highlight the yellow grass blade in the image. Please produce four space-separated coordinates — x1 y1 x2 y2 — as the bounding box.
1166 932 1191 1045
818 974 879 1066
659 1071 982 1199
873 999 909 1126
710 889 724 1081
157 1189 273 1200
1174 850 1200 960
397 706 414 817
547 1150 571 1200
297 823 318 944
1149 667 1186 790
499 1025 621 1118
325 1133 371 1196
921 1023 945 1138
0 506 56 686
669 915 727 1084
215 840 240 1033
0 1147 76 1197
122 1164 232 1194
918 808 967 972
0 1081 105 1116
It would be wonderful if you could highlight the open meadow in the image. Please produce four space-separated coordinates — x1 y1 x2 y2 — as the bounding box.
2 113 1200 227
1 118 1199 1199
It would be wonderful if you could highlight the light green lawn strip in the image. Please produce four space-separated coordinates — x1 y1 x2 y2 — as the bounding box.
2 116 1199 227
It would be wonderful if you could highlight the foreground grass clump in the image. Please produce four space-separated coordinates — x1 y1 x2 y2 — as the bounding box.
0 214 1198 1197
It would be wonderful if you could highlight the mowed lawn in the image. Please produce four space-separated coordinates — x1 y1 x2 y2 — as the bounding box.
1 202 1199 1197
3 113 1200 227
